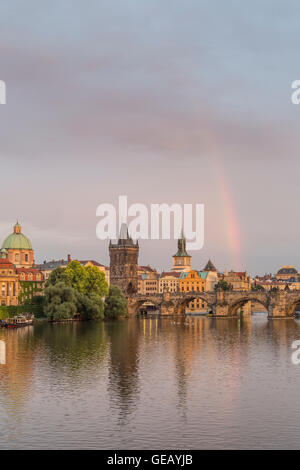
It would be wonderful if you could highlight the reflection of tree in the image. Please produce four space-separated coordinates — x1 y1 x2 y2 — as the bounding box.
32 322 108 377
106 320 140 423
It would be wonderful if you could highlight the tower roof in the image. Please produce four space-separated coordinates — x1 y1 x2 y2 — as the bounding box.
203 259 217 272
173 230 190 258
110 223 138 247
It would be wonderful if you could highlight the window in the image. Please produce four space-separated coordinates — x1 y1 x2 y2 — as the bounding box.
25 254 28 262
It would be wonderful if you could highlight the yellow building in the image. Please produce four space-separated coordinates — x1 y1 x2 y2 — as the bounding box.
159 272 180 293
0 254 19 306
179 270 217 313
172 232 191 273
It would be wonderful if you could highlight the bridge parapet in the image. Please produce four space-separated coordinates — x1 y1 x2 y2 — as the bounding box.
127 290 300 318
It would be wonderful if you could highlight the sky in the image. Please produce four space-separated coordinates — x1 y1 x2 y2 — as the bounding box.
0 0 300 275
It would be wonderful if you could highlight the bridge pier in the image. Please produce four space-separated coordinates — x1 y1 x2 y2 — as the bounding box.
213 304 230 317
268 291 293 318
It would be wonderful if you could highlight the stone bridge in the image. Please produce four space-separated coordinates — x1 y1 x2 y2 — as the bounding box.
127 289 300 318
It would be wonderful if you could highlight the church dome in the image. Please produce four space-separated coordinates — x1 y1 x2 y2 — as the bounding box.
1 222 33 250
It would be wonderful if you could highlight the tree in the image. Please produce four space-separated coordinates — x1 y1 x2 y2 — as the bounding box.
65 260 88 293
44 282 77 321
44 262 109 322
104 286 128 319
214 280 230 291
46 267 70 287
84 265 108 297
251 284 265 291
76 292 104 320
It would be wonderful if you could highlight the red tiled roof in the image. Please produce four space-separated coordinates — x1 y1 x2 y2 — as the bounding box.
16 268 40 274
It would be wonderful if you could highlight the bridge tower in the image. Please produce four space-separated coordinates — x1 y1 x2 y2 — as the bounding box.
109 224 139 295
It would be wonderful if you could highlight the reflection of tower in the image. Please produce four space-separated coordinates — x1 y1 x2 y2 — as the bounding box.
109 224 139 294
172 230 191 273
107 320 140 422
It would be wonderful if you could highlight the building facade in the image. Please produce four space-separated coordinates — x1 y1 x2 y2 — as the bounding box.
222 271 251 290
0 256 19 306
179 270 218 313
159 272 180 293
138 271 159 294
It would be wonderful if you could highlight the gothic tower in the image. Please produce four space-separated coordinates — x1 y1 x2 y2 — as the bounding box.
109 224 139 295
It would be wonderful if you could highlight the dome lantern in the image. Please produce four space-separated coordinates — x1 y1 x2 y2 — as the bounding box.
14 221 21 234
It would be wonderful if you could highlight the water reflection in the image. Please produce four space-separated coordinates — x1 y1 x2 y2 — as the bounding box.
106 320 140 423
0 316 300 449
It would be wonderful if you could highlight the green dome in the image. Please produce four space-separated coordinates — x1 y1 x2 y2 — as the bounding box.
2 224 32 250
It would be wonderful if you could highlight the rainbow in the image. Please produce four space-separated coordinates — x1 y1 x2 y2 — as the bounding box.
213 157 243 271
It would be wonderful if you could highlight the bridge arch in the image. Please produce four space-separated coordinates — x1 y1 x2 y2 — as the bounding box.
175 293 215 314
228 293 269 317
285 294 300 317
128 296 162 316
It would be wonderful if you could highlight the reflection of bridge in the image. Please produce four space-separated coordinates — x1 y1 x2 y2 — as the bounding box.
128 290 300 318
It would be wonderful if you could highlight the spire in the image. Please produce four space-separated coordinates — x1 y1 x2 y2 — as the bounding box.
117 223 138 246
119 222 129 240
174 228 190 257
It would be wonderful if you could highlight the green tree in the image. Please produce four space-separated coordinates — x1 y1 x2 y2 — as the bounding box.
46 267 70 287
44 282 77 321
251 284 265 291
65 260 88 293
214 280 230 291
84 265 108 297
104 286 128 319
44 262 109 322
76 292 104 320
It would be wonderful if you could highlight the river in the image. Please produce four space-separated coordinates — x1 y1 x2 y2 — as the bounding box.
0 315 300 449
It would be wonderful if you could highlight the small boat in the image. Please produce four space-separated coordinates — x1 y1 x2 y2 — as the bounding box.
3 314 34 328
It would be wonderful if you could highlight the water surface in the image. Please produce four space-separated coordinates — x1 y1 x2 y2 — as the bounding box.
0 315 300 449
